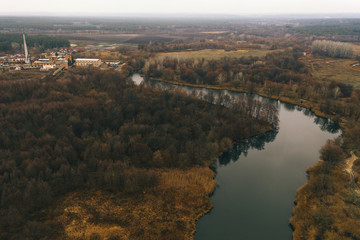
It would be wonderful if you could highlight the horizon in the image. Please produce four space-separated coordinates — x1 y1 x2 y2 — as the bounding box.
1 12 360 19
1 0 360 16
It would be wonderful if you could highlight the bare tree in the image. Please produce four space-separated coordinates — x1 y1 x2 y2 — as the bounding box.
311 40 354 58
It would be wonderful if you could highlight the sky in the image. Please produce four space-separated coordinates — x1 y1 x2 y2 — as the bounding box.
1 0 360 15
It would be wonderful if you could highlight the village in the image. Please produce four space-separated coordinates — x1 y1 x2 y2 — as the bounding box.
0 34 125 74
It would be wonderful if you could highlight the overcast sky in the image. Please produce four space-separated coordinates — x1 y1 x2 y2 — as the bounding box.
1 0 360 15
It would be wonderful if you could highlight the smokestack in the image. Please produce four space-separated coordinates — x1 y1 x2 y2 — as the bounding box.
23 33 30 64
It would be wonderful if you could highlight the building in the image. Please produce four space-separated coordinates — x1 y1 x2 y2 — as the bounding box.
103 60 121 66
74 58 102 67
32 57 69 71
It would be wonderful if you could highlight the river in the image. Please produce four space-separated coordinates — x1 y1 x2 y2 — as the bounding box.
131 74 340 240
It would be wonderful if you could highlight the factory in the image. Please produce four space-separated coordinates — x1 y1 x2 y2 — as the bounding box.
32 55 71 71
74 58 102 67
0 34 123 73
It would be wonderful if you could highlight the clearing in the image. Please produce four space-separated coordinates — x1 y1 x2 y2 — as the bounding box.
302 54 360 89
344 151 358 176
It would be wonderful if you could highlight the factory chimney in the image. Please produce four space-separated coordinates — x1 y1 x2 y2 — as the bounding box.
23 33 30 64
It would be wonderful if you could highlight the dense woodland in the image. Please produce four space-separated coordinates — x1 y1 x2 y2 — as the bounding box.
289 19 360 38
0 69 276 238
144 50 308 86
0 33 70 52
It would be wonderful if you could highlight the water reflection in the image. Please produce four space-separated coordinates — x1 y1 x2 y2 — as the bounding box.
303 108 314 117
314 117 340 134
283 102 296 112
218 130 278 166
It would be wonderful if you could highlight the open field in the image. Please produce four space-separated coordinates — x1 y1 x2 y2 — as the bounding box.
352 43 360 54
157 49 275 60
70 40 137 51
51 32 188 44
302 54 360 89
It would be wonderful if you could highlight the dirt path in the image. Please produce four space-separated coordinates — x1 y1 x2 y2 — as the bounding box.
344 151 360 195
344 151 357 175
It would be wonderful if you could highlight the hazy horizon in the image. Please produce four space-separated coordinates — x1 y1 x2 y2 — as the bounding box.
1 0 360 16
1 12 360 20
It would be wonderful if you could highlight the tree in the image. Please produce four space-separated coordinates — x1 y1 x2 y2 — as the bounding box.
311 40 354 58
319 139 344 163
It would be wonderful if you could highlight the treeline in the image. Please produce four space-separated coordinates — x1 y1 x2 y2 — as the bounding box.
290 24 360 36
0 69 274 239
138 40 239 52
0 33 70 52
143 48 308 87
137 37 286 53
311 40 354 58
196 92 279 128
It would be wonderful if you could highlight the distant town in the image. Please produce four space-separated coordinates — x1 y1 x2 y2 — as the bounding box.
0 33 125 75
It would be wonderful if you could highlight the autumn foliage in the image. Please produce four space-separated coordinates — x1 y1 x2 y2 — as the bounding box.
0 69 273 239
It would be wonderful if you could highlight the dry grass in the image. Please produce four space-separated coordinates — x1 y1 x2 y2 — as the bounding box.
351 43 360 55
49 167 216 240
301 54 360 89
160 167 216 195
157 49 274 60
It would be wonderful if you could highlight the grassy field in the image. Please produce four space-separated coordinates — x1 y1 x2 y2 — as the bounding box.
302 54 360 89
157 49 275 60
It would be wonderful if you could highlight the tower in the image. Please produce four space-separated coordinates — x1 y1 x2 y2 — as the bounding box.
23 33 30 64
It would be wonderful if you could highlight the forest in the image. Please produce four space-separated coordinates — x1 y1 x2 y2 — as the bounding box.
0 69 276 239
0 33 70 52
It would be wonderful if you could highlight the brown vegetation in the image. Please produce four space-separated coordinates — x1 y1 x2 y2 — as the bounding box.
47 167 215 240
0 68 273 239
